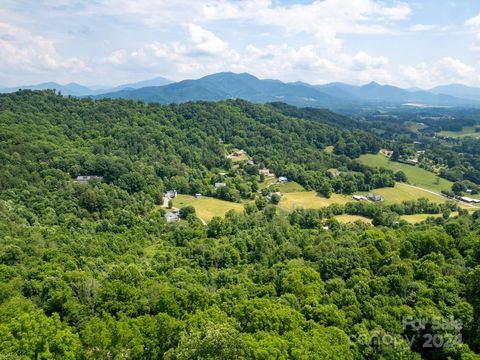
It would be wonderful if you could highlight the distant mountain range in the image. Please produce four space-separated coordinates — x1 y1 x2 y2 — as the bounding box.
0 76 172 97
3 72 480 108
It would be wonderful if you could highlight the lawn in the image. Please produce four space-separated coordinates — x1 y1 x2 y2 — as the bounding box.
279 191 351 210
335 214 372 224
401 212 460 223
357 153 453 193
172 194 245 222
258 177 278 190
275 181 306 193
438 126 480 139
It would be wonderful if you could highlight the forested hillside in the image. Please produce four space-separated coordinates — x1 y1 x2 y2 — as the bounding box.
1 91 480 359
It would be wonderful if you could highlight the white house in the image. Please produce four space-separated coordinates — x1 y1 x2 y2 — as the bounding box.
166 190 177 199
215 182 226 189
278 176 288 183
165 212 179 223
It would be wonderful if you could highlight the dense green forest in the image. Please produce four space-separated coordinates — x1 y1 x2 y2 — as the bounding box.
1 91 480 359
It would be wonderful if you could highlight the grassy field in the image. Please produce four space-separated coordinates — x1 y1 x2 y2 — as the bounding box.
357 153 453 193
406 121 428 132
229 153 249 162
258 177 277 190
279 191 351 210
172 194 245 222
438 126 480 139
275 181 306 193
365 183 447 204
335 214 372 224
401 212 460 223
401 213 442 223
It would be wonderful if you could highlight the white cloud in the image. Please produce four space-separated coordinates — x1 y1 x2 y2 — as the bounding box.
202 0 411 51
187 24 230 56
401 58 478 88
470 33 480 51
0 22 88 73
408 24 435 32
465 13 480 27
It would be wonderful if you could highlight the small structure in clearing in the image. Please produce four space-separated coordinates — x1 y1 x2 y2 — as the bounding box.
166 190 177 199
165 211 179 223
259 168 273 177
353 195 368 201
278 176 288 183
460 196 480 204
75 175 103 184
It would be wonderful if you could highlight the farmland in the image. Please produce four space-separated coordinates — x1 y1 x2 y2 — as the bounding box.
335 214 372 224
357 153 453 193
438 126 480 139
279 191 351 210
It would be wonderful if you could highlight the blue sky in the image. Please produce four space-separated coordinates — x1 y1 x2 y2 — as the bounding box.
1 0 480 88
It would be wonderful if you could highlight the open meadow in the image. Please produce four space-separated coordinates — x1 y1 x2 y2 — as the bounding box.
279 191 351 210
357 153 453 193
172 194 245 222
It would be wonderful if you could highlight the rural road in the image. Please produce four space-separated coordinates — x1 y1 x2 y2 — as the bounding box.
401 183 479 209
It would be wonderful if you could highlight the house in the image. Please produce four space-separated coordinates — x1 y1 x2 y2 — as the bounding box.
195 193 202 198
329 169 341 177
166 190 177 199
278 176 288 183
267 192 284 202
233 149 245 156
380 149 393 158
367 193 385 202
404 158 419 165
460 196 480 203
247 160 255 165
165 211 179 223
74 175 103 184
353 195 368 201
215 182 226 189
219 172 227 176
259 168 272 177
466 189 473 194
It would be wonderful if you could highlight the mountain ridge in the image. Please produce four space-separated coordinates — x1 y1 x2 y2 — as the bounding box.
3 73 480 107
95 72 479 108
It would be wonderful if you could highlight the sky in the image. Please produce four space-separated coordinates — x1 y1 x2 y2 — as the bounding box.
1 0 480 88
